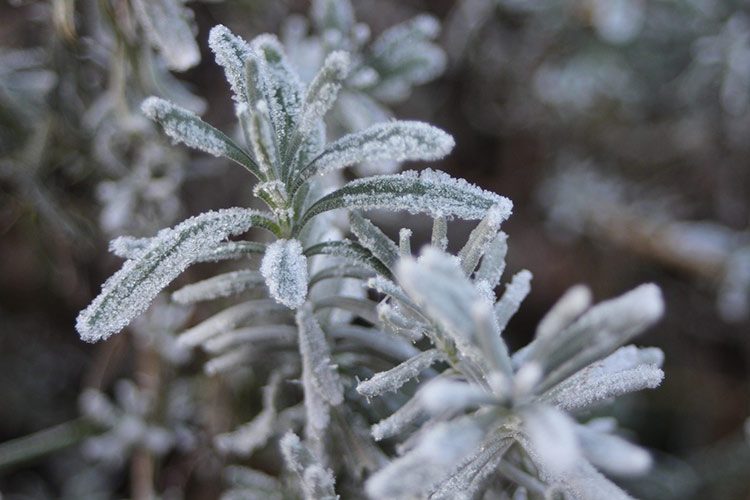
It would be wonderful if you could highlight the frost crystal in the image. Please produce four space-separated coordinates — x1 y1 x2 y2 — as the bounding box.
131 0 201 72
356 348 445 398
77 209 271 342
261 239 309 309
171 270 266 304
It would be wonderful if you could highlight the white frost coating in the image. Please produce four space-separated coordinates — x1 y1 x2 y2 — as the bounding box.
371 393 424 441
399 228 412 257
247 101 278 175
296 303 344 406
208 25 252 104
494 270 533 331
535 284 592 341
203 325 297 354
249 34 303 146
458 205 507 275
280 431 338 500
171 270 265 304
261 239 309 309
76 209 266 342
142 97 233 158
533 284 665 390
131 0 200 72
418 378 492 415
349 212 399 270
299 50 351 135
365 417 485 499
109 235 150 259
304 122 455 179
475 232 508 289
356 349 444 398
541 346 664 412
523 405 581 477
307 169 513 223
431 216 448 250
177 299 289 348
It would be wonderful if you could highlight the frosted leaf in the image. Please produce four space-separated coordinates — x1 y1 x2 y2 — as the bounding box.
177 299 290 348
311 0 354 33
245 101 279 177
545 460 635 500
314 296 379 324
535 285 592 341
377 301 425 342
371 392 425 441
458 205 507 275
365 416 486 499
299 51 351 136
261 239 309 309
577 423 652 477
349 212 399 271
171 270 265 304
249 34 303 153
203 325 298 354
208 25 252 104
399 228 412 257
356 349 445 398
298 122 454 183
304 239 392 277
302 169 512 227
131 0 200 72
297 303 344 406
532 284 664 392
418 378 493 415
494 270 532 332
194 241 267 262
77 209 272 342
215 371 284 456
541 346 664 412
329 325 420 361
109 235 150 259
431 216 448 250
397 248 513 377
280 432 338 500
142 97 260 177
111 237 266 262
475 232 508 289
309 264 374 288
523 405 581 477
204 346 254 375
368 276 418 311
432 437 514 500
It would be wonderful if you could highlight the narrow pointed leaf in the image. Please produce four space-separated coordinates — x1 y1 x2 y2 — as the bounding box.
171 270 265 304
77 209 274 342
296 123 454 185
357 349 445 398
142 97 261 178
208 25 252 104
297 303 344 406
349 212 399 271
301 169 511 228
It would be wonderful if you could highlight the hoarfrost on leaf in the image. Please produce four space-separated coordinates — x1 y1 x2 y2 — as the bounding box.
76 209 273 342
261 239 309 309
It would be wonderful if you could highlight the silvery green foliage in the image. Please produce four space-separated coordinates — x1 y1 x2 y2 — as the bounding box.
351 210 664 499
130 0 201 72
283 0 447 174
280 432 339 500
78 23 496 342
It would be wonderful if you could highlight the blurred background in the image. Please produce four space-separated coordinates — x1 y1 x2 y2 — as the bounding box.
1 0 749 498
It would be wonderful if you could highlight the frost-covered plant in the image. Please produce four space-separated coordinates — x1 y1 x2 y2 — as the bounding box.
64 9 667 500
345 207 664 498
